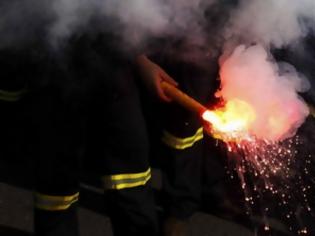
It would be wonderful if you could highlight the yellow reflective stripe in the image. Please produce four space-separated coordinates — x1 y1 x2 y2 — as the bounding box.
109 168 151 181
0 89 26 102
34 192 79 211
102 168 151 190
111 174 151 190
309 104 315 118
162 127 203 150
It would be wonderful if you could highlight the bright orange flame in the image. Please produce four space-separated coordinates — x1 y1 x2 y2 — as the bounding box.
202 99 256 141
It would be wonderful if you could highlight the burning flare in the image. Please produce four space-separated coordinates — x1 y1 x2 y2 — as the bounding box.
202 99 256 142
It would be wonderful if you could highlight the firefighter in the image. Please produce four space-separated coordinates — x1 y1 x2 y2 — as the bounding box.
30 48 82 236
30 31 178 236
0 49 31 162
139 44 219 236
136 2 237 234
79 33 175 236
30 3 228 236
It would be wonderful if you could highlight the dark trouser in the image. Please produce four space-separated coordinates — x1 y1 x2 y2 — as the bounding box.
30 70 158 236
87 73 158 236
105 186 157 236
144 93 206 220
29 87 81 236
145 55 218 219
0 99 27 166
34 205 79 236
159 104 204 219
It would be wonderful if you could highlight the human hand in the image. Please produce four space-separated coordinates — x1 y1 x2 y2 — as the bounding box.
136 55 178 102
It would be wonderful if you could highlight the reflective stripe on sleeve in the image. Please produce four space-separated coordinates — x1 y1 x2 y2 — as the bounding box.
102 168 151 190
34 192 79 211
0 89 26 102
161 127 203 150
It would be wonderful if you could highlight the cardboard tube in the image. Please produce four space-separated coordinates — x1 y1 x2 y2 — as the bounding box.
161 81 207 116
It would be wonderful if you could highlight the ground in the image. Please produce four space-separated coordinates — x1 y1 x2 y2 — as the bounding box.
0 164 290 236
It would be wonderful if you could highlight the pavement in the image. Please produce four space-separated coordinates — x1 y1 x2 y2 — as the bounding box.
0 181 254 236
0 162 291 236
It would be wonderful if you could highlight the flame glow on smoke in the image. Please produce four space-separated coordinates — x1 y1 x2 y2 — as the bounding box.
220 45 309 141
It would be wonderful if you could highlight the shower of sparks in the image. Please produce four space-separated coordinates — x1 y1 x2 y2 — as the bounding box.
219 136 313 235
202 100 314 235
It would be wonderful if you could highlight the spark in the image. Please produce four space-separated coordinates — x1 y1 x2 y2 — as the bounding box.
212 135 314 235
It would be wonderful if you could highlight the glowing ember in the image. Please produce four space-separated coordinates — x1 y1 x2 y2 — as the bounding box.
215 45 309 141
202 99 256 142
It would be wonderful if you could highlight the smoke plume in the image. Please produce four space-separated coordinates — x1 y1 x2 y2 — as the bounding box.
0 0 218 50
0 0 315 140
225 0 315 47
0 1 53 48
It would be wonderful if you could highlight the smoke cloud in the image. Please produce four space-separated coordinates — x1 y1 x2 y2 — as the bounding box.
0 0 313 51
225 0 315 47
0 0 53 48
0 0 218 50
0 0 315 140
51 0 221 50
48 0 169 47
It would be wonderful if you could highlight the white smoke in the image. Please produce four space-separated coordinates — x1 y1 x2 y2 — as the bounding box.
0 0 53 48
0 1 313 50
0 0 315 141
0 0 217 49
49 0 95 43
50 0 217 48
49 0 168 47
225 0 315 47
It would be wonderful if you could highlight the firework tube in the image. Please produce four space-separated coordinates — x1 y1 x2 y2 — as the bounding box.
161 81 208 116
